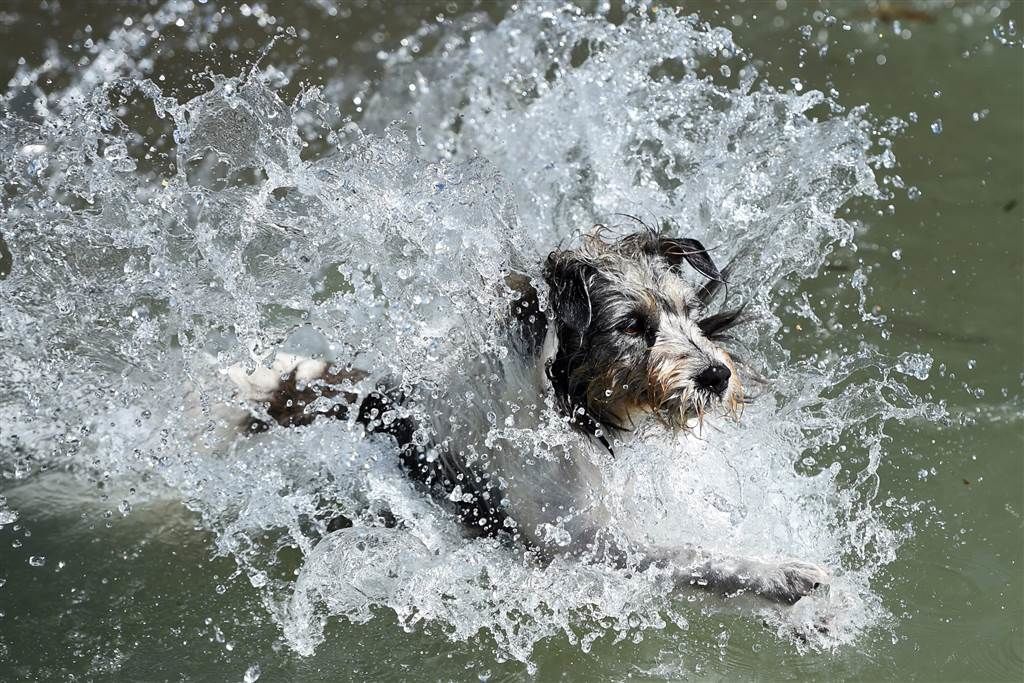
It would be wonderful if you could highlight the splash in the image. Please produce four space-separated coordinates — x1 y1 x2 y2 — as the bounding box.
0 2 933 669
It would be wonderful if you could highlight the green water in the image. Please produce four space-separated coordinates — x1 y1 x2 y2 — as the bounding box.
1 1 1021 680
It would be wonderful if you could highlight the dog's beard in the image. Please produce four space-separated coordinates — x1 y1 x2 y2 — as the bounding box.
647 386 742 431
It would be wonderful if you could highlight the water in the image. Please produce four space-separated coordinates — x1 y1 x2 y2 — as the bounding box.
0 1 1021 679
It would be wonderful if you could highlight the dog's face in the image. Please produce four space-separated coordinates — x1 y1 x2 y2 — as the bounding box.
544 230 744 436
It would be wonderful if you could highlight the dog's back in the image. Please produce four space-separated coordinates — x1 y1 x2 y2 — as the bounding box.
222 277 614 553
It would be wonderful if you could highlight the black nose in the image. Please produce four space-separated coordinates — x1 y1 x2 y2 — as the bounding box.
693 363 731 396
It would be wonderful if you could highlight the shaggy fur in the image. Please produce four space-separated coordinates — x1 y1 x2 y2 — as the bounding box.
223 228 829 605
544 229 745 440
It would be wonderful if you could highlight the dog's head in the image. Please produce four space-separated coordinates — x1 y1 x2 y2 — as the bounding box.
544 228 744 438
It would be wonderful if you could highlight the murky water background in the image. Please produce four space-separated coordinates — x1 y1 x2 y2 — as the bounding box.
0 1 1021 680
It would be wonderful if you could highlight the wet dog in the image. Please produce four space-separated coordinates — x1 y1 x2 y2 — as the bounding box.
225 228 829 605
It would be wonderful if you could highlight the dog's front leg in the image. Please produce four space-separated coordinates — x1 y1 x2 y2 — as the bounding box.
678 551 829 605
626 544 829 605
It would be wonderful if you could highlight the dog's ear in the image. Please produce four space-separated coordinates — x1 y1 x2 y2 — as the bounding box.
544 250 594 334
657 236 722 282
698 304 746 340
696 256 737 304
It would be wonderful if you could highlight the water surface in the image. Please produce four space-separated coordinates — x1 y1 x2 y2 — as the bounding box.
0 1 1021 680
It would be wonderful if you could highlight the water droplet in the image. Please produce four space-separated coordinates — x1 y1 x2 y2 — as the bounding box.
28 556 46 567
895 352 933 380
243 664 261 682
930 119 943 135
103 141 129 161
0 503 17 527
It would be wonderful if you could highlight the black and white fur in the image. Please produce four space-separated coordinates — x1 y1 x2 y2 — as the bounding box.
225 228 829 605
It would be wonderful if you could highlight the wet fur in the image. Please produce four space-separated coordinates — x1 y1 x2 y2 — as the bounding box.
224 228 828 605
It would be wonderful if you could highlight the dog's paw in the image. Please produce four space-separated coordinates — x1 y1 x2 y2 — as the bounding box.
761 560 830 605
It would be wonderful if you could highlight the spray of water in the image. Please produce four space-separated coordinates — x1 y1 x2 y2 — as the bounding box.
0 2 936 669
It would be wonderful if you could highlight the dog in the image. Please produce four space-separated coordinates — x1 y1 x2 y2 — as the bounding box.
223 227 829 605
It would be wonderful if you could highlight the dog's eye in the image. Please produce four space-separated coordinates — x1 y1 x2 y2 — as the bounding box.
622 317 645 336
